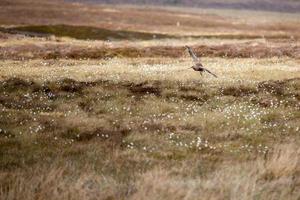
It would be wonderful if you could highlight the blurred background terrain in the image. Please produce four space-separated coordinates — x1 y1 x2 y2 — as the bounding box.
69 0 300 12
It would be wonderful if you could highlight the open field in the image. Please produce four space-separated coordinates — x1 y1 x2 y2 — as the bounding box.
1 0 300 199
1 58 300 199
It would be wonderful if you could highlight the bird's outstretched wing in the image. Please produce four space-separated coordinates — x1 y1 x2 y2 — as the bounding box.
204 68 218 78
185 46 200 63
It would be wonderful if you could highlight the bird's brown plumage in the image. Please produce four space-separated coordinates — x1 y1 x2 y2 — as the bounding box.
185 46 217 78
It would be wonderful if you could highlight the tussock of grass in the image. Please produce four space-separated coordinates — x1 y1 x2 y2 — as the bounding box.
220 85 258 97
128 81 161 97
258 78 300 97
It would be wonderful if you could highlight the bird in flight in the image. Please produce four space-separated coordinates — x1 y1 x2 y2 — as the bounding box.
185 46 217 78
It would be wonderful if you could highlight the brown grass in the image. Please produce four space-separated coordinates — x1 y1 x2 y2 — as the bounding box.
1 2 300 199
0 60 299 199
1 144 299 200
1 41 299 60
132 144 300 200
1 0 300 37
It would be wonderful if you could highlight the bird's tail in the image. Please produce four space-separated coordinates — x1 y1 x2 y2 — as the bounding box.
204 68 218 78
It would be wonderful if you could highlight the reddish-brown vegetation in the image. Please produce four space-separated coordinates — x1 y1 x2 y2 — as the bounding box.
1 41 299 60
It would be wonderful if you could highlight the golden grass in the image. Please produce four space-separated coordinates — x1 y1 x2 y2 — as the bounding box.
132 144 300 200
1 144 299 200
0 57 299 83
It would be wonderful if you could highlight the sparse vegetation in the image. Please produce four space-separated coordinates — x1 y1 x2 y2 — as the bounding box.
0 0 300 199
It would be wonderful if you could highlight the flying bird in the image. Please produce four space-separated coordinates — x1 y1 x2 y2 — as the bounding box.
185 46 217 78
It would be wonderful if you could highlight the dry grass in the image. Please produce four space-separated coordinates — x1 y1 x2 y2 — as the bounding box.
1 40 300 60
132 144 300 200
0 58 299 199
1 1 300 199
0 58 299 82
1 144 299 200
